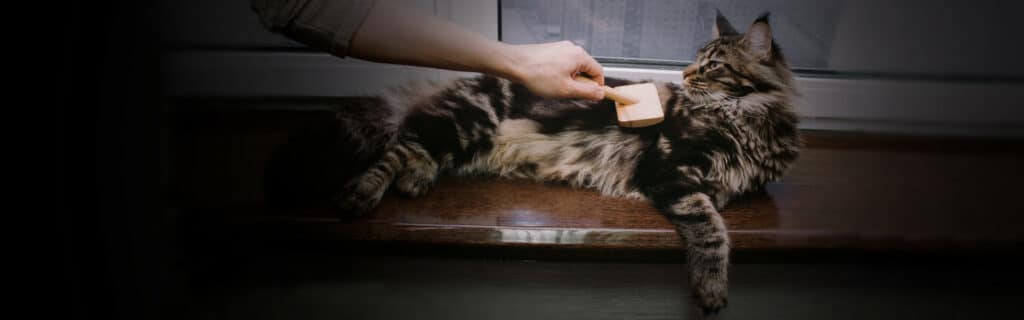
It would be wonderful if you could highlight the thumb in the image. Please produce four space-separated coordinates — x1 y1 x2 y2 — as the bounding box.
566 79 605 101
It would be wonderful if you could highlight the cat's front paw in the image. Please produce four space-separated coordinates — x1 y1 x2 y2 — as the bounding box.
333 179 386 218
693 284 728 315
691 267 728 315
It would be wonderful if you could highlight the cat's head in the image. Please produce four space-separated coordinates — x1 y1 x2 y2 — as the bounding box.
682 12 795 103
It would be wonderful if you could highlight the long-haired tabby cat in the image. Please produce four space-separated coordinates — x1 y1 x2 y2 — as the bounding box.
267 13 798 314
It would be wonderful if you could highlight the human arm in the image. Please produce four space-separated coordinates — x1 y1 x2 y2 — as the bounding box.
250 0 606 100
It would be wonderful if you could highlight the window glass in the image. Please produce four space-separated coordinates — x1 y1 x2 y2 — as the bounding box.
501 0 1024 77
500 0 842 69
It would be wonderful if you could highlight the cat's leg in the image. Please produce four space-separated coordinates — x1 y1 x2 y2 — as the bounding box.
642 164 731 313
393 140 440 197
666 192 731 315
333 146 404 217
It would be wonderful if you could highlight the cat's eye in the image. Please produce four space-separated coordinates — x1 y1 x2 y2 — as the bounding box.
700 60 721 74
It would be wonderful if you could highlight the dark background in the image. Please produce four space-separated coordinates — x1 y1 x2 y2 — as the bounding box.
60 1 1024 319
61 0 166 318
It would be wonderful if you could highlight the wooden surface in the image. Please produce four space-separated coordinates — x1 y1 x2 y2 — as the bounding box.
167 102 1024 256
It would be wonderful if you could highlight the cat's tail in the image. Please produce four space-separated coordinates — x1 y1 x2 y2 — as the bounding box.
264 98 397 210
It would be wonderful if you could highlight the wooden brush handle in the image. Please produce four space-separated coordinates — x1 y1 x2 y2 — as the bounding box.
575 76 639 105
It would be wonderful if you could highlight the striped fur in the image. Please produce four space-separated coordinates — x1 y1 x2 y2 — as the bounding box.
302 13 799 314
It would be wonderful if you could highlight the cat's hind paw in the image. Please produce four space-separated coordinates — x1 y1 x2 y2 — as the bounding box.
394 154 438 198
395 174 435 197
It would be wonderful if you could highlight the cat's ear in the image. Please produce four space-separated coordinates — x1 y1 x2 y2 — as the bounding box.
712 10 738 39
744 13 773 60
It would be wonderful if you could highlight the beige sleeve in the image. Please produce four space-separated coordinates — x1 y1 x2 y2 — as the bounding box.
250 0 377 57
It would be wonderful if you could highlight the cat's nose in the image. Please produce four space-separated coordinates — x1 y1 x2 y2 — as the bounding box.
683 73 695 85
682 65 698 83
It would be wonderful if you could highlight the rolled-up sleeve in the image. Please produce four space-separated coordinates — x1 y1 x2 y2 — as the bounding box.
250 0 377 57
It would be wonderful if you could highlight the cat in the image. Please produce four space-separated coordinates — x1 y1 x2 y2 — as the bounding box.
267 13 799 314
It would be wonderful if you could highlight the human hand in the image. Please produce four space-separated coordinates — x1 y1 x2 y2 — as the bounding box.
503 41 606 100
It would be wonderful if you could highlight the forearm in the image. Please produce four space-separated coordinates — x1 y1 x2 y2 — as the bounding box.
251 0 605 100
349 0 523 81
250 0 376 58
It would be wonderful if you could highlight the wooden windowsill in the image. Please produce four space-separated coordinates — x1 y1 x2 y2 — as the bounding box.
168 101 1024 258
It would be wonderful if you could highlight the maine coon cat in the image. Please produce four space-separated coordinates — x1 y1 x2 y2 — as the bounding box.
267 13 799 313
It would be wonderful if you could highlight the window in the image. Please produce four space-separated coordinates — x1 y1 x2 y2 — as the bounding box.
501 0 1024 78
500 0 843 70
497 0 1024 136
161 0 1024 136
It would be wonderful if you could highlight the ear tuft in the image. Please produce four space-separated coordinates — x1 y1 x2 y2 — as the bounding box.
713 10 738 39
754 12 770 24
744 12 773 60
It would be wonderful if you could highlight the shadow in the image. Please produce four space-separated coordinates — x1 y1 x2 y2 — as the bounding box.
722 186 781 231
263 98 389 211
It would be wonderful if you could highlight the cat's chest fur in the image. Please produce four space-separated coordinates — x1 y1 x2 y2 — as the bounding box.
681 96 799 199
454 81 795 203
